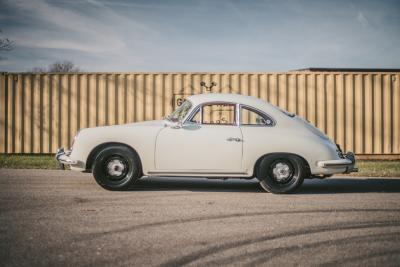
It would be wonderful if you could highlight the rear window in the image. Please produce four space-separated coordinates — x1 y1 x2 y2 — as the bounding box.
240 106 275 126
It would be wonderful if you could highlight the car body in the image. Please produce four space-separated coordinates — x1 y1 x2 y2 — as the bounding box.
56 93 357 193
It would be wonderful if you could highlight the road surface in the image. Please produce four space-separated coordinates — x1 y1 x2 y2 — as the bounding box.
1 169 400 266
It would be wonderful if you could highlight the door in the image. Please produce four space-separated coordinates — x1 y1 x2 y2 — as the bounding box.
155 103 243 173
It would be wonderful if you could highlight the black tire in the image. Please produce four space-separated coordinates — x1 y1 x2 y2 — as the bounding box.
257 154 305 194
92 145 142 191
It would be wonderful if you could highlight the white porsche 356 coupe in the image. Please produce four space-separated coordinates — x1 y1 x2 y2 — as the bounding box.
56 93 357 193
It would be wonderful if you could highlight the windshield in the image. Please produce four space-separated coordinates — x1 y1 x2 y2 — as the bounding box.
166 100 192 122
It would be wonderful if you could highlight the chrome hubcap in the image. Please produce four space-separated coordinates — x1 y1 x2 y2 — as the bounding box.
106 159 125 177
272 162 291 182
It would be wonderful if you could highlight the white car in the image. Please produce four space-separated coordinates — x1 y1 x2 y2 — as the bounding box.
56 93 357 193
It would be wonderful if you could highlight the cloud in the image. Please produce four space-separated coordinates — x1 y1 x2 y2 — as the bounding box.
357 11 369 27
1 0 399 72
3 0 162 56
4 0 126 53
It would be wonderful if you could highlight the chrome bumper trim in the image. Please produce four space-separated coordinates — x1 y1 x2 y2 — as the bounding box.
318 159 353 167
55 147 77 165
317 152 358 173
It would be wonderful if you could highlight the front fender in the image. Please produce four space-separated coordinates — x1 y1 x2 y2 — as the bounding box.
69 122 164 172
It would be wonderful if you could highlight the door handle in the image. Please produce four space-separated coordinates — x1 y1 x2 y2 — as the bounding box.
227 137 242 142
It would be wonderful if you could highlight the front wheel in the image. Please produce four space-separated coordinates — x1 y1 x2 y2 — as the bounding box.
92 145 142 190
257 154 305 194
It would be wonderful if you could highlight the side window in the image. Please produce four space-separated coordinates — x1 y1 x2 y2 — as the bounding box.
202 103 236 125
241 106 274 126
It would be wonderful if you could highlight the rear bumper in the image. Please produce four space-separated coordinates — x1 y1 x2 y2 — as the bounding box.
55 147 77 165
317 152 358 174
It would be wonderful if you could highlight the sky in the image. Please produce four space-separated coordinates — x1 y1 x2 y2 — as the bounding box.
0 0 399 72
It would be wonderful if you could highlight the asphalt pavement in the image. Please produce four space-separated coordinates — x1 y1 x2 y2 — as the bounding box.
1 169 400 266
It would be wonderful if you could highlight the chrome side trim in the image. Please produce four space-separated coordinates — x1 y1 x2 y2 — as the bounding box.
148 171 248 175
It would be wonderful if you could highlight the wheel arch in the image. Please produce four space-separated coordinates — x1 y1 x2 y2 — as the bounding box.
85 142 143 174
252 152 311 178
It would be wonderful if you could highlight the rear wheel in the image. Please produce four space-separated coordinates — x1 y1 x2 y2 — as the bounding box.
257 154 305 194
92 145 142 190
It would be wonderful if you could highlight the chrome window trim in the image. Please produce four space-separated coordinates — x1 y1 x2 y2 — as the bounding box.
185 105 201 124
235 103 240 126
184 101 239 126
239 104 276 127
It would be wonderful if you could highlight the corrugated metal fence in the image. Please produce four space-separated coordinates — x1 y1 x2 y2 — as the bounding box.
1 72 399 158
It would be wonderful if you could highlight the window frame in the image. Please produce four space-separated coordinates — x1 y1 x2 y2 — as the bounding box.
239 104 276 127
185 102 239 126
187 106 201 124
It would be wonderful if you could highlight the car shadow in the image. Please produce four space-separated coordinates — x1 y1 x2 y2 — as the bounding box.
133 177 264 193
298 177 400 194
132 177 400 194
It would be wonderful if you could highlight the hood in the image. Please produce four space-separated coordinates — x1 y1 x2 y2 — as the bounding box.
77 120 165 136
124 120 166 127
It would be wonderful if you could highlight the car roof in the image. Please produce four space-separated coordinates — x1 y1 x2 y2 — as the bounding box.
187 93 269 107
186 93 295 124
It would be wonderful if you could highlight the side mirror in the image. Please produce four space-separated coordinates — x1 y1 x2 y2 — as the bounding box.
181 121 201 130
170 122 182 129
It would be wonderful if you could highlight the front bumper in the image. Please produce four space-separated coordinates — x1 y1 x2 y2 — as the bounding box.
55 147 77 165
317 152 358 174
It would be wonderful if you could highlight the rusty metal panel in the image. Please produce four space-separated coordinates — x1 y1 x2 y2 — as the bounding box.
50 74 59 152
41 74 49 153
336 74 345 149
0 72 399 158
6 75 13 153
394 74 400 154
383 74 392 154
0 75 6 153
